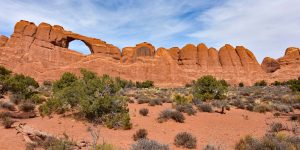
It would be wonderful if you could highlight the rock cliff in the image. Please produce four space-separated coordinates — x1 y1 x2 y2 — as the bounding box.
0 20 299 87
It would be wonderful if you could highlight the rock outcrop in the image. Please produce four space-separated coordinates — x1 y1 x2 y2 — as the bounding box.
0 20 299 87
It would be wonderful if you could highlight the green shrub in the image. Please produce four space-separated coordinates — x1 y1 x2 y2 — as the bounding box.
192 76 228 101
42 137 75 150
136 80 154 88
158 109 185 123
139 108 149 116
102 112 132 130
254 80 267 86
19 102 35 112
39 69 131 130
174 132 197 149
133 129 148 141
197 103 213 113
52 72 78 92
271 81 282 86
0 66 12 77
172 94 191 105
132 139 169 150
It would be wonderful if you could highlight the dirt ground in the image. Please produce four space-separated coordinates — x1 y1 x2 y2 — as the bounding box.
0 102 296 150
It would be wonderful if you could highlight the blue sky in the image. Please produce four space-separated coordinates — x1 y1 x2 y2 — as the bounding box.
0 0 299 62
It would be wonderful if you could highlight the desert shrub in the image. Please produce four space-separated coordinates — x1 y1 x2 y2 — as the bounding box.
9 93 25 105
239 82 244 87
273 104 293 113
133 129 148 141
203 144 219 150
2 117 14 128
132 139 169 150
42 137 75 150
136 80 154 88
0 66 12 77
175 104 196 116
192 75 228 101
288 78 300 92
102 112 132 130
254 80 267 86
19 102 35 112
139 108 149 116
137 95 151 104
96 143 116 150
172 94 191 105
197 103 213 113
39 69 131 130
1 101 16 111
30 94 45 104
174 132 197 149
52 72 78 92
253 104 273 113
148 99 162 106
272 81 282 86
269 122 285 133
235 134 300 150
219 79 229 87
43 80 52 86
158 109 185 123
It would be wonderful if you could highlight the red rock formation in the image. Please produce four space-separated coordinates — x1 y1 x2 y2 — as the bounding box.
0 35 8 47
0 20 299 87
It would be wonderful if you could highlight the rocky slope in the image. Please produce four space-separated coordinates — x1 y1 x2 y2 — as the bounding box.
0 20 299 87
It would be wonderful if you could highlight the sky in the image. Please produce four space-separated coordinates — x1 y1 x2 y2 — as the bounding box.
0 0 299 62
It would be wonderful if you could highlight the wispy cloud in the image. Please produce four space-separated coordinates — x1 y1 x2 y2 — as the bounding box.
0 0 299 62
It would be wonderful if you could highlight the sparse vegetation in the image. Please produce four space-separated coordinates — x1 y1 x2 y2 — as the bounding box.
158 109 185 123
19 102 35 112
197 103 213 113
174 132 197 149
132 139 169 150
239 82 244 87
136 80 154 88
139 108 149 116
254 80 267 86
1 117 14 128
133 129 148 141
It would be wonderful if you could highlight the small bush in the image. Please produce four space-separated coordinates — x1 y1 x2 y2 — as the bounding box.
254 80 267 86
102 112 132 130
96 143 116 150
175 104 196 116
132 139 169 150
133 129 148 141
253 104 273 113
239 82 244 87
174 132 197 149
148 99 162 106
271 81 282 86
136 80 154 88
2 117 14 128
1 102 16 111
197 103 213 113
269 122 284 133
158 109 185 123
139 108 149 116
203 144 219 150
19 102 35 112
9 93 24 105
42 137 75 150
172 94 191 105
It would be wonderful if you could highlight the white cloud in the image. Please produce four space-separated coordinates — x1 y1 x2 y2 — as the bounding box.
190 0 300 62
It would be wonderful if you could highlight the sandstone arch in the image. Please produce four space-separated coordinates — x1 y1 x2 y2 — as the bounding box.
67 39 93 55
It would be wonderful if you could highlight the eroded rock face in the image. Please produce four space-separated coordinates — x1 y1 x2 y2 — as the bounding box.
261 57 280 73
0 20 299 87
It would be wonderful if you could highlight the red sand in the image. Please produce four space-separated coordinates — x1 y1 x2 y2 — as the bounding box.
0 103 294 150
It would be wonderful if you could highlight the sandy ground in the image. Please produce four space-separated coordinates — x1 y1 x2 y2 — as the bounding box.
0 103 295 150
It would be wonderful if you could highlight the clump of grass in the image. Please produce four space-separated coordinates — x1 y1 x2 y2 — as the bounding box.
139 108 149 116
132 139 169 150
253 104 273 113
174 132 197 149
133 129 148 141
158 109 185 123
203 144 220 150
197 103 213 113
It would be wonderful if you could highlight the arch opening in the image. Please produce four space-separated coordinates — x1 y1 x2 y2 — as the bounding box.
67 39 93 55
